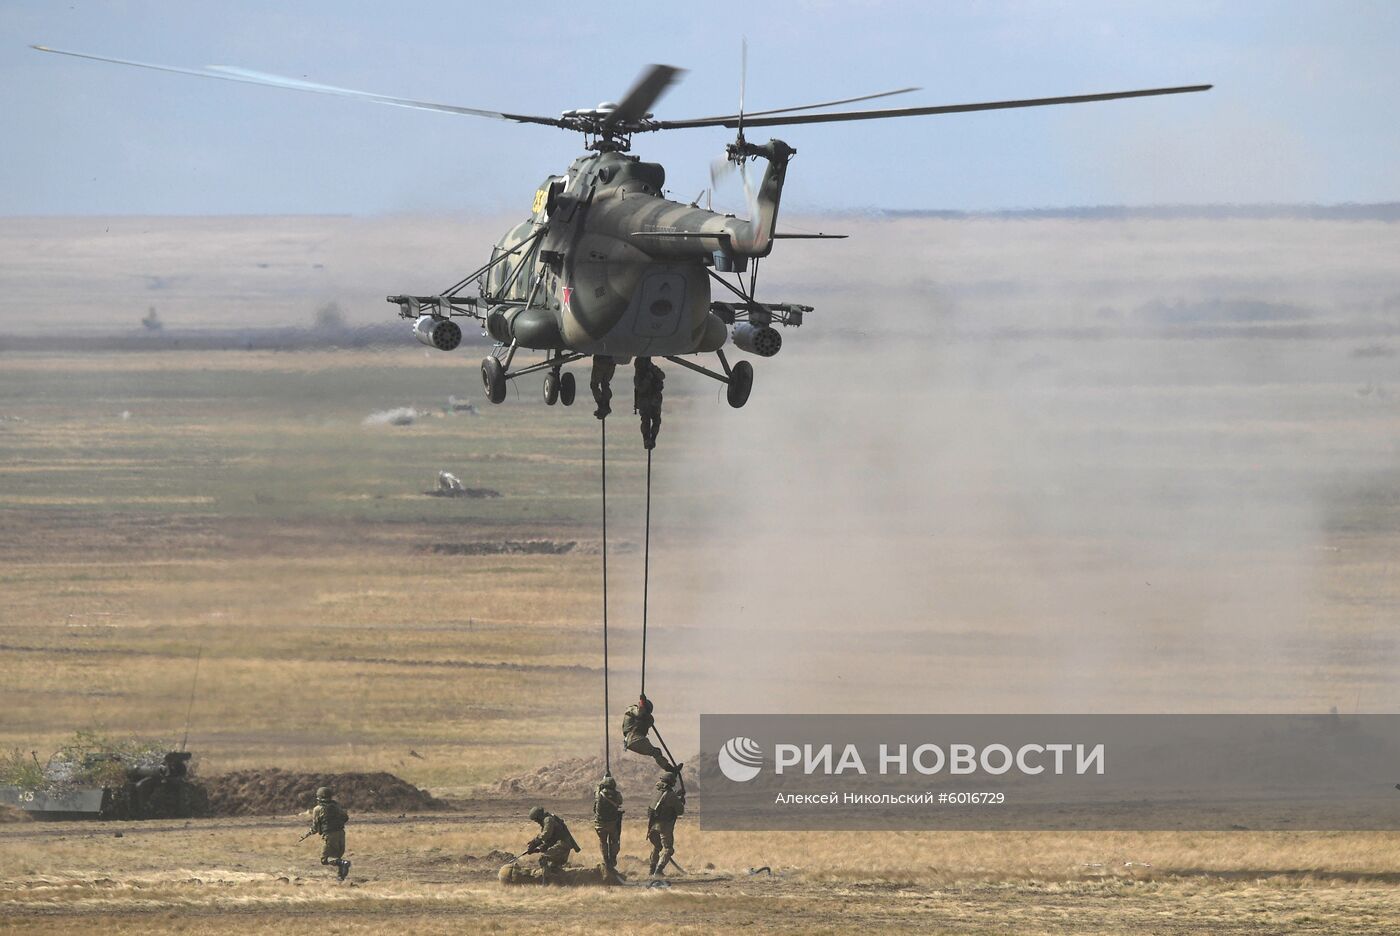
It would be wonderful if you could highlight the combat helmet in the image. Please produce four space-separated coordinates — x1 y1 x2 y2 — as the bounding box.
599 775 617 789
528 805 546 822
316 786 334 801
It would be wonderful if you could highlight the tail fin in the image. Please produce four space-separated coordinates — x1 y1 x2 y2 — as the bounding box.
725 140 796 257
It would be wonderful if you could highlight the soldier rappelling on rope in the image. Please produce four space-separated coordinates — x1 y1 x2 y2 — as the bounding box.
592 774 624 877
633 358 664 450
591 355 617 420
622 694 680 773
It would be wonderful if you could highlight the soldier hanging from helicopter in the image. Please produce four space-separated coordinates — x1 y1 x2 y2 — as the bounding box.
633 358 665 450
592 353 665 449
591 355 617 420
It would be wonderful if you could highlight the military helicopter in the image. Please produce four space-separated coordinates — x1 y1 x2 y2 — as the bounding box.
33 44 1210 413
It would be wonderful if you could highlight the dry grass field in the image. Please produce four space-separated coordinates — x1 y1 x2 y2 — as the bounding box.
3 214 1400 932
7 814 1400 934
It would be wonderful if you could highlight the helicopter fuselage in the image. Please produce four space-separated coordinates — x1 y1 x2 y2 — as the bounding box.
481 140 793 360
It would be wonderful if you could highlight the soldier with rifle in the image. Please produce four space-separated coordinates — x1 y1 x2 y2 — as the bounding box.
304 786 351 881
647 770 685 877
524 805 580 876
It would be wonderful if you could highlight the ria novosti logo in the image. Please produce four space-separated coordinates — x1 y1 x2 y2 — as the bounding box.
718 737 764 782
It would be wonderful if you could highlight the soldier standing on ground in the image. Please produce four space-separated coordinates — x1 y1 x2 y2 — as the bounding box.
633 358 664 449
621 694 679 772
647 771 685 877
308 786 351 881
592 774 624 875
525 805 580 876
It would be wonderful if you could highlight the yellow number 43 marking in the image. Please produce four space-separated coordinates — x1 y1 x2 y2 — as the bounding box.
532 187 548 214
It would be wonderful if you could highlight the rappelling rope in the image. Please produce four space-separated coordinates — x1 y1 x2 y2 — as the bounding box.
600 416 611 775
640 446 653 698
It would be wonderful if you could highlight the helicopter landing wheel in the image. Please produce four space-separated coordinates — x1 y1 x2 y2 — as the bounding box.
543 371 560 406
481 356 507 405
726 360 753 408
559 371 576 406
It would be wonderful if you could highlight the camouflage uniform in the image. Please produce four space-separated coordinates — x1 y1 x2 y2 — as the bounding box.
647 775 685 876
309 788 351 880
592 778 624 871
527 808 580 874
591 355 617 419
633 358 664 449
622 696 674 771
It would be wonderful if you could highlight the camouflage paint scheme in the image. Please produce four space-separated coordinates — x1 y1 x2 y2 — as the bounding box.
485 140 793 359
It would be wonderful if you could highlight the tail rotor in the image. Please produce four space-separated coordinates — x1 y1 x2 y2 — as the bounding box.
709 39 758 218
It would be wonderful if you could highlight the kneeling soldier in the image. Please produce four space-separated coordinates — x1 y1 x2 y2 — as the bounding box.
308 786 351 881
647 771 685 877
526 805 580 876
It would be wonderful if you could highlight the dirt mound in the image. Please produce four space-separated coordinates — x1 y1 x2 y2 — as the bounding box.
204 769 448 817
0 805 32 823
488 755 699 800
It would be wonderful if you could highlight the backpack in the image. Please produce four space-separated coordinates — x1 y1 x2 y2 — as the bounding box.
320 801 349 832
555 815 581 853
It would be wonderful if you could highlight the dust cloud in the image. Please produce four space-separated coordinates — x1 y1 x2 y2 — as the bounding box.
647 216 1400 729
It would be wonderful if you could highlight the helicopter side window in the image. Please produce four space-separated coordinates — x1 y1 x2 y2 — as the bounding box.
487 246 506 298
520 239 544 300
545 180 566 216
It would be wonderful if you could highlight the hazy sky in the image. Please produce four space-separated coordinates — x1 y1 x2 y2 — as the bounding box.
3 1 1398 214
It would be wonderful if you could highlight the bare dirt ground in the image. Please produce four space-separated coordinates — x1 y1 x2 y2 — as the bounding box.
7 803 1400 935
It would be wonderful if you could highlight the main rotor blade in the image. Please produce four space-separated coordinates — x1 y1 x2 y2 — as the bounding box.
738 38 746 137
682 86 922 124
604 64 684 125
657 84 1212 130
30 45 564 126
